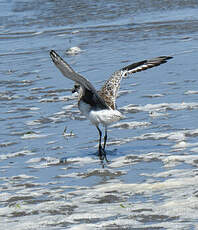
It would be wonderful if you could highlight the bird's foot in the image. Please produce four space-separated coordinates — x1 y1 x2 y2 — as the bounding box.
98 147 109 163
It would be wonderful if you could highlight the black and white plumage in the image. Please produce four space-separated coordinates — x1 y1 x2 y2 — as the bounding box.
50 50 172 160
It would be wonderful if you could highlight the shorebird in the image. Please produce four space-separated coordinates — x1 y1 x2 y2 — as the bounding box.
50 50 172 160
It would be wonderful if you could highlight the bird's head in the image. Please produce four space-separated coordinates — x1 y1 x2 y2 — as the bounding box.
72 84 80 94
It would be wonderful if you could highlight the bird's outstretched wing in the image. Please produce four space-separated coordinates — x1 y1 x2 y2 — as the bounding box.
50 50 108 109
99 56 173 109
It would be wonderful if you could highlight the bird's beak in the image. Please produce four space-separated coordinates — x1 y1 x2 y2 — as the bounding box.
72 87 76 93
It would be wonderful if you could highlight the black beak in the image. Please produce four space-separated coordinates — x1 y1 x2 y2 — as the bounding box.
72 87 76 93
72 84 80 94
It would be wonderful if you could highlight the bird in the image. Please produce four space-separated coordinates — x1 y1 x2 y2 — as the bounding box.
50 50 172 161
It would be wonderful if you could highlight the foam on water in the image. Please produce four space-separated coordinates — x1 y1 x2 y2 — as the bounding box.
0 150 36 161
21 132 47 139
66 47 82 55
110 121 151 129
122 102 198 113
1 150 198 229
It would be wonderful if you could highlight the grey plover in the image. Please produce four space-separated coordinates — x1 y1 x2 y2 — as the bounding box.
50 50 172 160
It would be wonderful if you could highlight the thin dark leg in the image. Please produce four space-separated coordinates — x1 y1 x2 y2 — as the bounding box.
96 125 103 159
102 126 109 162
103 126 108 150
96 126 109 162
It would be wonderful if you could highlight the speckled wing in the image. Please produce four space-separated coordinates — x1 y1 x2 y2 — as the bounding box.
99 70 124 110
99 56 172 110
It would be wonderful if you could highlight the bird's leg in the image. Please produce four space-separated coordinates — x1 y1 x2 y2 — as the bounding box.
103 127 109 163
103 126 108 150
96 125 103 160
96 126 109 162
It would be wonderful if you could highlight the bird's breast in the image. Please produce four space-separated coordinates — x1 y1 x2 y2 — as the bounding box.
89 109 123 126
78 100 123 126
78 100 91 118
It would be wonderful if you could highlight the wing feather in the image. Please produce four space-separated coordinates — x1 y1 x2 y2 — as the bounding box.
50 50 108 110
99 56 173 109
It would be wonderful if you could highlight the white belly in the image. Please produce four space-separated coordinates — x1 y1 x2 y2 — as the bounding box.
89 109 123 126
78 100 123 126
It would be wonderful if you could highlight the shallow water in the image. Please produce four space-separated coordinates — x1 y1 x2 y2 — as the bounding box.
1 0 198 229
